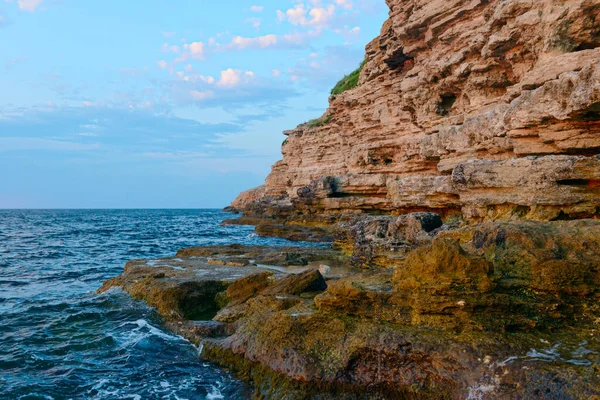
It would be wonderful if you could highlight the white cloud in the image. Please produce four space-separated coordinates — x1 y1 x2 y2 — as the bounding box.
276 10 286 22
157 60 168 69
285 4 307 26
15 0 44 12
334 25 360 40
334 0 353 10
161 43 181 53
190 90 215 101
272 69 281 77
189 41 206 59
246 17 261 29
162 31 176 38
278 3 336 28
307 5 336 27
216 68 255 87
250 5 264 12
228 34 277 50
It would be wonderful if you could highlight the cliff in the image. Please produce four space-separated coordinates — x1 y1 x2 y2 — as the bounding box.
102 1 600 399
232 0 600 224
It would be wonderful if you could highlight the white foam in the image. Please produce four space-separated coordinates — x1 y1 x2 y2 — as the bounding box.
18 395 54 400
206 385 224 399
499 342 595 367
91 379 109 390
117 319 186 348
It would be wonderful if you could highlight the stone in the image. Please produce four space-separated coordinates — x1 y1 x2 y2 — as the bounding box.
228 185 266 212
176 244 349 267
260 269 327 296
97 256 282 320
393 220 600 331
228 0 600 226
102 227 600 398
217 272 274 307
207 257 250 267
318 264 331 277
336 212 444 269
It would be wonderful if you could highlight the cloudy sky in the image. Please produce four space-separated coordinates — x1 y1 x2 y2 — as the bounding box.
0 0 387 208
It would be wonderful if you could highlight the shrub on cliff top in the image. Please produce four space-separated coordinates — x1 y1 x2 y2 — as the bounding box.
330 60 366 96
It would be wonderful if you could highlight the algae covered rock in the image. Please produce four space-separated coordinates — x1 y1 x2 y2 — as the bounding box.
98 259 232 320
396 238 492 288
216 272 275 307
393 220 600 332
101 229 600 399
203 294 600 400
261 269 327 296
336 212 444 269
449 220 600 295
314 272 400 323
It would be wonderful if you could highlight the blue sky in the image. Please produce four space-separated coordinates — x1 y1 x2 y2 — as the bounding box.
0 0 388 208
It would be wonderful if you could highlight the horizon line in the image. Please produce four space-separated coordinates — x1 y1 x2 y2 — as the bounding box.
0 207 228 210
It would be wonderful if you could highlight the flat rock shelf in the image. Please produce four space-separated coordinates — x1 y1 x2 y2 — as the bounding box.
100 233 600 399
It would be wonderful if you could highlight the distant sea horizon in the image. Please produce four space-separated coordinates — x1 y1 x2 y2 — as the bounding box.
0 207 227 210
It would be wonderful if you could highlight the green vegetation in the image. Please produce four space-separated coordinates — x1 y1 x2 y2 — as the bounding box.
295 60 366 129
306 115 332 128
330 60 366 96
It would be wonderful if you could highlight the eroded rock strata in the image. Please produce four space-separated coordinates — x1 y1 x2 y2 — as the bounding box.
102 0 600 398
230 0 600 231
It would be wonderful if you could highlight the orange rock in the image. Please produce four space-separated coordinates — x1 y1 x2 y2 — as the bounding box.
231 0 600 223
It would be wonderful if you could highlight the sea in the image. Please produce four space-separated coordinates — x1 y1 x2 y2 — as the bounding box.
0 209 315 400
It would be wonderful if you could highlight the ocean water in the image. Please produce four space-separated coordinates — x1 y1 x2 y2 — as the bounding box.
0 209 314 400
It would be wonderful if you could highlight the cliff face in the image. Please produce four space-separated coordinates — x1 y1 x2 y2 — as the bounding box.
101 3 600 397
234 0 600 223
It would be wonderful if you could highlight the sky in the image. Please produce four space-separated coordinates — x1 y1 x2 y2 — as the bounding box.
0 0 388 208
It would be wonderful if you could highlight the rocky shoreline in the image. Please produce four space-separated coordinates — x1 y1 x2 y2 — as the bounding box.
100 0 600 397
99 217 600 399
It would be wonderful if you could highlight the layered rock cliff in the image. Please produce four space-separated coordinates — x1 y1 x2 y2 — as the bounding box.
232 0 600 224
101 1 600 399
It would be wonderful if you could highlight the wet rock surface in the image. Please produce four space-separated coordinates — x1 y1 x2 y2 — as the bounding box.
101 222 600 398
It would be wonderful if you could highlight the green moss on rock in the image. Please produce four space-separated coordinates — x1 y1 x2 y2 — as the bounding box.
330 60 366 96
